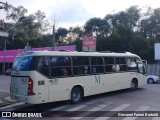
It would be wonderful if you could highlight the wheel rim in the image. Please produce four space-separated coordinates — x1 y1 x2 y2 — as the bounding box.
131 82 135 89
148 79 153 84
72 90 80 102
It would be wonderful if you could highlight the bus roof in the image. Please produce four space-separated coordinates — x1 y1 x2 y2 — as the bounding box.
17 51 140 58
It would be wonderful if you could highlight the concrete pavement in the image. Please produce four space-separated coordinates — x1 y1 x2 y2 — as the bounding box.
0 75 11 92
0 75 18 107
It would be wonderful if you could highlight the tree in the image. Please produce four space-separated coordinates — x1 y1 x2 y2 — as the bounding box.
35 10 50 33
55 27 68 45
139 8 160 40
84 17 110 37
105 6 140 32
6 5 28 22
66 26 84 51
5 6 50 47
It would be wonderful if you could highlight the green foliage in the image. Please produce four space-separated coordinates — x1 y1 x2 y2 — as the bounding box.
55 27 68 45
2 5 160 63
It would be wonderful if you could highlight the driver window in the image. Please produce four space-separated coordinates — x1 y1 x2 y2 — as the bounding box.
138 63 144 74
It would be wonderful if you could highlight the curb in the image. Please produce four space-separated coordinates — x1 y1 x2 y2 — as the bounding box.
0 97 18 107
2 96 17 103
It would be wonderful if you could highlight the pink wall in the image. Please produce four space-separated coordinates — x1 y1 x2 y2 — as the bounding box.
0 45 76 63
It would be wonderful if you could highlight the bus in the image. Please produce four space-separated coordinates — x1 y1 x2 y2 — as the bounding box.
10 51 147 104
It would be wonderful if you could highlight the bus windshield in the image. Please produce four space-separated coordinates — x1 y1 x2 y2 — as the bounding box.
12 56 33 71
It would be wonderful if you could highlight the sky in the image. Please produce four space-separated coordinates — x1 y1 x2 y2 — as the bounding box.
1 0 160 29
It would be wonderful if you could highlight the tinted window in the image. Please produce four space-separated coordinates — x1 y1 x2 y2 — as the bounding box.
115 57 127 71
104 57 115 72
72 57 90 75
91 57 104 74
115 57 126 64
104 57 114 64
73 57 89 66
12 56 32 71
50 56 71 77
37 56 50 77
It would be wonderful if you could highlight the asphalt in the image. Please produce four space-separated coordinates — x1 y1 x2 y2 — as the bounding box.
0 75 18 107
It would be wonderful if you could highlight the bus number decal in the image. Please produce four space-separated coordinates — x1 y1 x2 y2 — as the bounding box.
95 75 100 84
49 78 58 85
21 77 28 84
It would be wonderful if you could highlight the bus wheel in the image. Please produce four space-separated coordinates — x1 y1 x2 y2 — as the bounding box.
71 87 83 104
131 80 138 90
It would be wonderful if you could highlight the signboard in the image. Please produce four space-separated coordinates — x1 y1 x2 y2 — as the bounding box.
82 36 96 51
0 31 8 37
155 43 160 60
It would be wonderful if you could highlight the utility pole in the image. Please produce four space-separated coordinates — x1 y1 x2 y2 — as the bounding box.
52 24 55 51
0 1 8 74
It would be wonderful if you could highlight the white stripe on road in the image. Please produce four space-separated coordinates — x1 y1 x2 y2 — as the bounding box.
67 105 87 111
71 103 112 120
88 104 109 111
123 106 150 120
50 100 98 111
95 104 130 120
110 104 130 111
50 105 69 111
135 106 150 111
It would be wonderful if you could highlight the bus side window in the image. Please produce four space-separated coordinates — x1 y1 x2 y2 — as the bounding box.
37 56 50 77
54 56 71 77
115 57 127 72
91 57 104 74
72 57 90 75
50 57 58 77
104 57 114 72
127 58 138 71
60 67 68 76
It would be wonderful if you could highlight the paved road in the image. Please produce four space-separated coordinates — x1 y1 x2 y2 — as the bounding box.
0 84 160 120
0 75 11 92
0 75 160 119
0 75 14 107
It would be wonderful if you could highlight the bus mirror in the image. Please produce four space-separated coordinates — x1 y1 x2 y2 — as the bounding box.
142 60 147 74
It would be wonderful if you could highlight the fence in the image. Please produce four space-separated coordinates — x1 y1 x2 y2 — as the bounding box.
147 62 160 76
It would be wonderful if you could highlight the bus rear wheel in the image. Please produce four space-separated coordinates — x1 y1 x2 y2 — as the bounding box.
131 80 138 90
71 87 83 104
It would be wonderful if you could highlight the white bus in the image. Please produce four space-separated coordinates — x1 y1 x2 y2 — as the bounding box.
10 51 147 104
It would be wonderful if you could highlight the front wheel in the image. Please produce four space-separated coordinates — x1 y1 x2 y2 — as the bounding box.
147 78 154 84
71 87 83 104
131 80 138 90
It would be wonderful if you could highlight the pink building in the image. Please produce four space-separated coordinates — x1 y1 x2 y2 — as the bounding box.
0 45 76 63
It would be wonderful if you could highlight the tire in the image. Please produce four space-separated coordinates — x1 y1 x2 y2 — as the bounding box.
147 78 154 84
131 80 138 90
71 87 83 104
